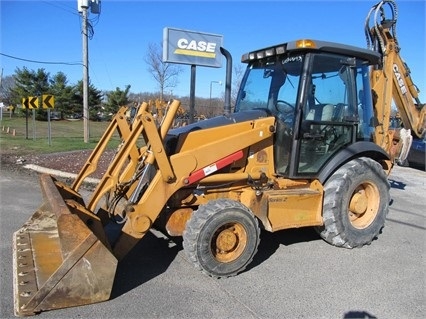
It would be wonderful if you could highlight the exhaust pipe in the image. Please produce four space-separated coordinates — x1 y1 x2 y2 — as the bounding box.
220 47 233 116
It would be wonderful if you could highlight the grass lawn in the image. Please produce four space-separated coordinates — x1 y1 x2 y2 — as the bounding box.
0 115 119 155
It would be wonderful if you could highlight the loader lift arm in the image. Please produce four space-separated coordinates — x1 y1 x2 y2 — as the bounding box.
13 99 276 315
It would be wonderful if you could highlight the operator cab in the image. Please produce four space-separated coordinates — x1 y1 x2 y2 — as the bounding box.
235 39 381 179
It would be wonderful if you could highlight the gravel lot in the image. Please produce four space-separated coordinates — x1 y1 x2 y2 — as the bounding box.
1 149 115 180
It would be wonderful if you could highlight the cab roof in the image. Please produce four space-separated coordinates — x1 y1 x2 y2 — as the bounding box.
241 39 381 65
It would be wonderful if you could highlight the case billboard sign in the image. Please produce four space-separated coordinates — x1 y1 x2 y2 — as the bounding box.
163 27 223 68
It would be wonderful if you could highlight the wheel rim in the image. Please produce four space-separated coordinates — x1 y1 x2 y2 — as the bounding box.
211 222 247 263
348 182 380 229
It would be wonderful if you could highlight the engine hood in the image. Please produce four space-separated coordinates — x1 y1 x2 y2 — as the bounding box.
164 109 270 155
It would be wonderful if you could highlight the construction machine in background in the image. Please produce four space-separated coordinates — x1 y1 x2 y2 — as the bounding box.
13 0 425 316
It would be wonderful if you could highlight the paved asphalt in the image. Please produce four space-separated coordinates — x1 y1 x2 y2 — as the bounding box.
1 165 425 319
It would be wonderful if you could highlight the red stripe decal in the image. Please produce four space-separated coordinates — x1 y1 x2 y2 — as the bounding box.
186 150 244 185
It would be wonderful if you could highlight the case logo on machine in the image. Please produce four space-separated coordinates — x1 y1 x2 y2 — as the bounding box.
393 64 407 95
174 38 217 58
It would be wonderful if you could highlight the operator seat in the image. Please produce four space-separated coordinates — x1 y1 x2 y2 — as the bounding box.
305 104 334 121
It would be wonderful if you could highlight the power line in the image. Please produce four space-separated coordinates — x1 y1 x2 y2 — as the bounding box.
0 53 82 66
41 0 80 16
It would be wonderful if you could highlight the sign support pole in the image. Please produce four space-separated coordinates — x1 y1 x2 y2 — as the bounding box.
32 109 36 140
47 109 52 146
189 65 196 124
25 108 29 139
42 95 55 146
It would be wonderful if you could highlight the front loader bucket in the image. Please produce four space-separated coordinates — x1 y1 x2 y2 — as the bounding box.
13 174 118 316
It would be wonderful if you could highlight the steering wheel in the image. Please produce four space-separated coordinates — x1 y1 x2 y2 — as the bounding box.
275 100 294 114
275 100 295 137
275 100 295 126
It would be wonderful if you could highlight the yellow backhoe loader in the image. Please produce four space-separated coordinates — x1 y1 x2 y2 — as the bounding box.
13 0 425 316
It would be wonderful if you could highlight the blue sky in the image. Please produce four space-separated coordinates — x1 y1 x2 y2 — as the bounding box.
1 0 425 101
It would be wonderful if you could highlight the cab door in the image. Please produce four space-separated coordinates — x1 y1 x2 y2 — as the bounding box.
291 53 361 177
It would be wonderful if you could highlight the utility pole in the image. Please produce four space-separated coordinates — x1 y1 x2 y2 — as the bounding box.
77 0 101 143
78 0 100 142
81 1 90 143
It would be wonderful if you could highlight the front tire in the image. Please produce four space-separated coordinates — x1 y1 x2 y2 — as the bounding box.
183 198 260 278
316 157 390 248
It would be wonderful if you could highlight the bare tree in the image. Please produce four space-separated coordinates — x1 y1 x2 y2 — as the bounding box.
0 75 15 107
145 42 183 101
231 63 245 110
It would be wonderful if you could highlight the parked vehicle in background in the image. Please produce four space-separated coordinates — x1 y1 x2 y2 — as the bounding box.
402 136 426 170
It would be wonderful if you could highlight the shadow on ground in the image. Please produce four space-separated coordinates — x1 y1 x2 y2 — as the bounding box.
110 231 181 299
110 226 322 298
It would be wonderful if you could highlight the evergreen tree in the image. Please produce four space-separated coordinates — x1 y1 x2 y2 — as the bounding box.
10 67 50 119
72 80 103 121
49 72 74 119
105 85 131 115
10 67 49 103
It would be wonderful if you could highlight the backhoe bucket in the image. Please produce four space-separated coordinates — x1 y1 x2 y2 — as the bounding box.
13 174 118 316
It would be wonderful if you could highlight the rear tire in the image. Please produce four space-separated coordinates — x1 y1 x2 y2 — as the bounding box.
183 198 260 278
316 157 390 248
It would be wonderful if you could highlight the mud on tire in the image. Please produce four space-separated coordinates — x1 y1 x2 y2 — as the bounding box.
316 157 390 248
